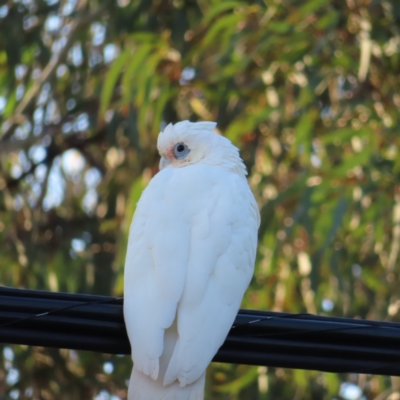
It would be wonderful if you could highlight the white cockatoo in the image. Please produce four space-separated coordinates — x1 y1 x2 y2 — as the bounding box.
123 121 259 400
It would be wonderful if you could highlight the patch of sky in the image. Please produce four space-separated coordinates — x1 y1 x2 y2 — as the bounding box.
15 64 28 80
72 83 81 94
6 369 19 385
34 107 44 124
82 189 98 215
321 106 337 120
52 37 67 55
28 181 42 206
103 362 114 374
0 5 9 18
33 124 42 136
62 149 85 178
45 100 60 124
24 174 34 185
9 389 19 400
85 168 102 188
35 164 48 182
21 0 34 6
71 238 85 252
3 347 14 361
14 121 32 140
91 22 106 46
37 83 51 106
180 67 196 85
94 391 122 400
74 113 89 132
45 13 62 33
11 165 22 179
310 154 321 168
89 50 103 68
16 85 25 101
43 157 66 211
95 391 111 400
321 299 334 312
339 383 363 400
23 15 39 30
61 24 72 37
2 121 11 133
68 43 83 67
29 146 47 164
66 98 76 111
57 64 68 78
32 68 41 80
0 96 6 114
42 134 51 146
62 122 73 134
18 151 31 171
103 44 119 64
62 0 76 16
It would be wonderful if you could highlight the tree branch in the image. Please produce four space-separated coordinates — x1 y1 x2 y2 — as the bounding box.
0 2 108 142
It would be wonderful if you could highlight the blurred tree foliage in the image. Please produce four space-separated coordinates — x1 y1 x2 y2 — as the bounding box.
0 0 400 398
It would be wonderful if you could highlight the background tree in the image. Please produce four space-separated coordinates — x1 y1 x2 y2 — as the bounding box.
0 0 400 399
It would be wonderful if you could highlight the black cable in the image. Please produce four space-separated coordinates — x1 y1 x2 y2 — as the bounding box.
0 286 399 376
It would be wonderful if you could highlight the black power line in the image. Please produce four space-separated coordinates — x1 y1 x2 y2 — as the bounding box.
0 286 399 376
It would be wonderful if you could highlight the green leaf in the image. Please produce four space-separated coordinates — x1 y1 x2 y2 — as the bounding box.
3 91 16 118
321 127 375 145
259 177 308 237
215 366 258 393
0 51 7 65
126 32 162 44
225 107 271 145
268 21 292 33
99 50 131 118
316 10 339 29
152 82 174 134
121 45 153 103
295 108 318 162
201 14 242 49
311 197 348 267
299 0 329 16
203 1 245 24
324 197 347 247
135 52 163 107
330 149 372 176
325 372 340 396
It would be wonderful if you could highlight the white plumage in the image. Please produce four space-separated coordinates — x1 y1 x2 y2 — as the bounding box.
124 121 259 400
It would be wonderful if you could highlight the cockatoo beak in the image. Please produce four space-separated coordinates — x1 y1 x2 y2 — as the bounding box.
160 156 171 170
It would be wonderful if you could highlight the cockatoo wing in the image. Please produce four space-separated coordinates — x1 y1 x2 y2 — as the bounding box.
163 165 259 387
124 167 191 380
124 163 259 386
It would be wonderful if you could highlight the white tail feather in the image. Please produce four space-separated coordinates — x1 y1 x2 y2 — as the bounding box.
128 368 205 400
128 320 205 400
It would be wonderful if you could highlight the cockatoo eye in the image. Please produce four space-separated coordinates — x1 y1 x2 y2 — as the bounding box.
173 143 190 160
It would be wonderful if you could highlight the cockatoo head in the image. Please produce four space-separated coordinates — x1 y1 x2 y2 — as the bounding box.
157 121 247 176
